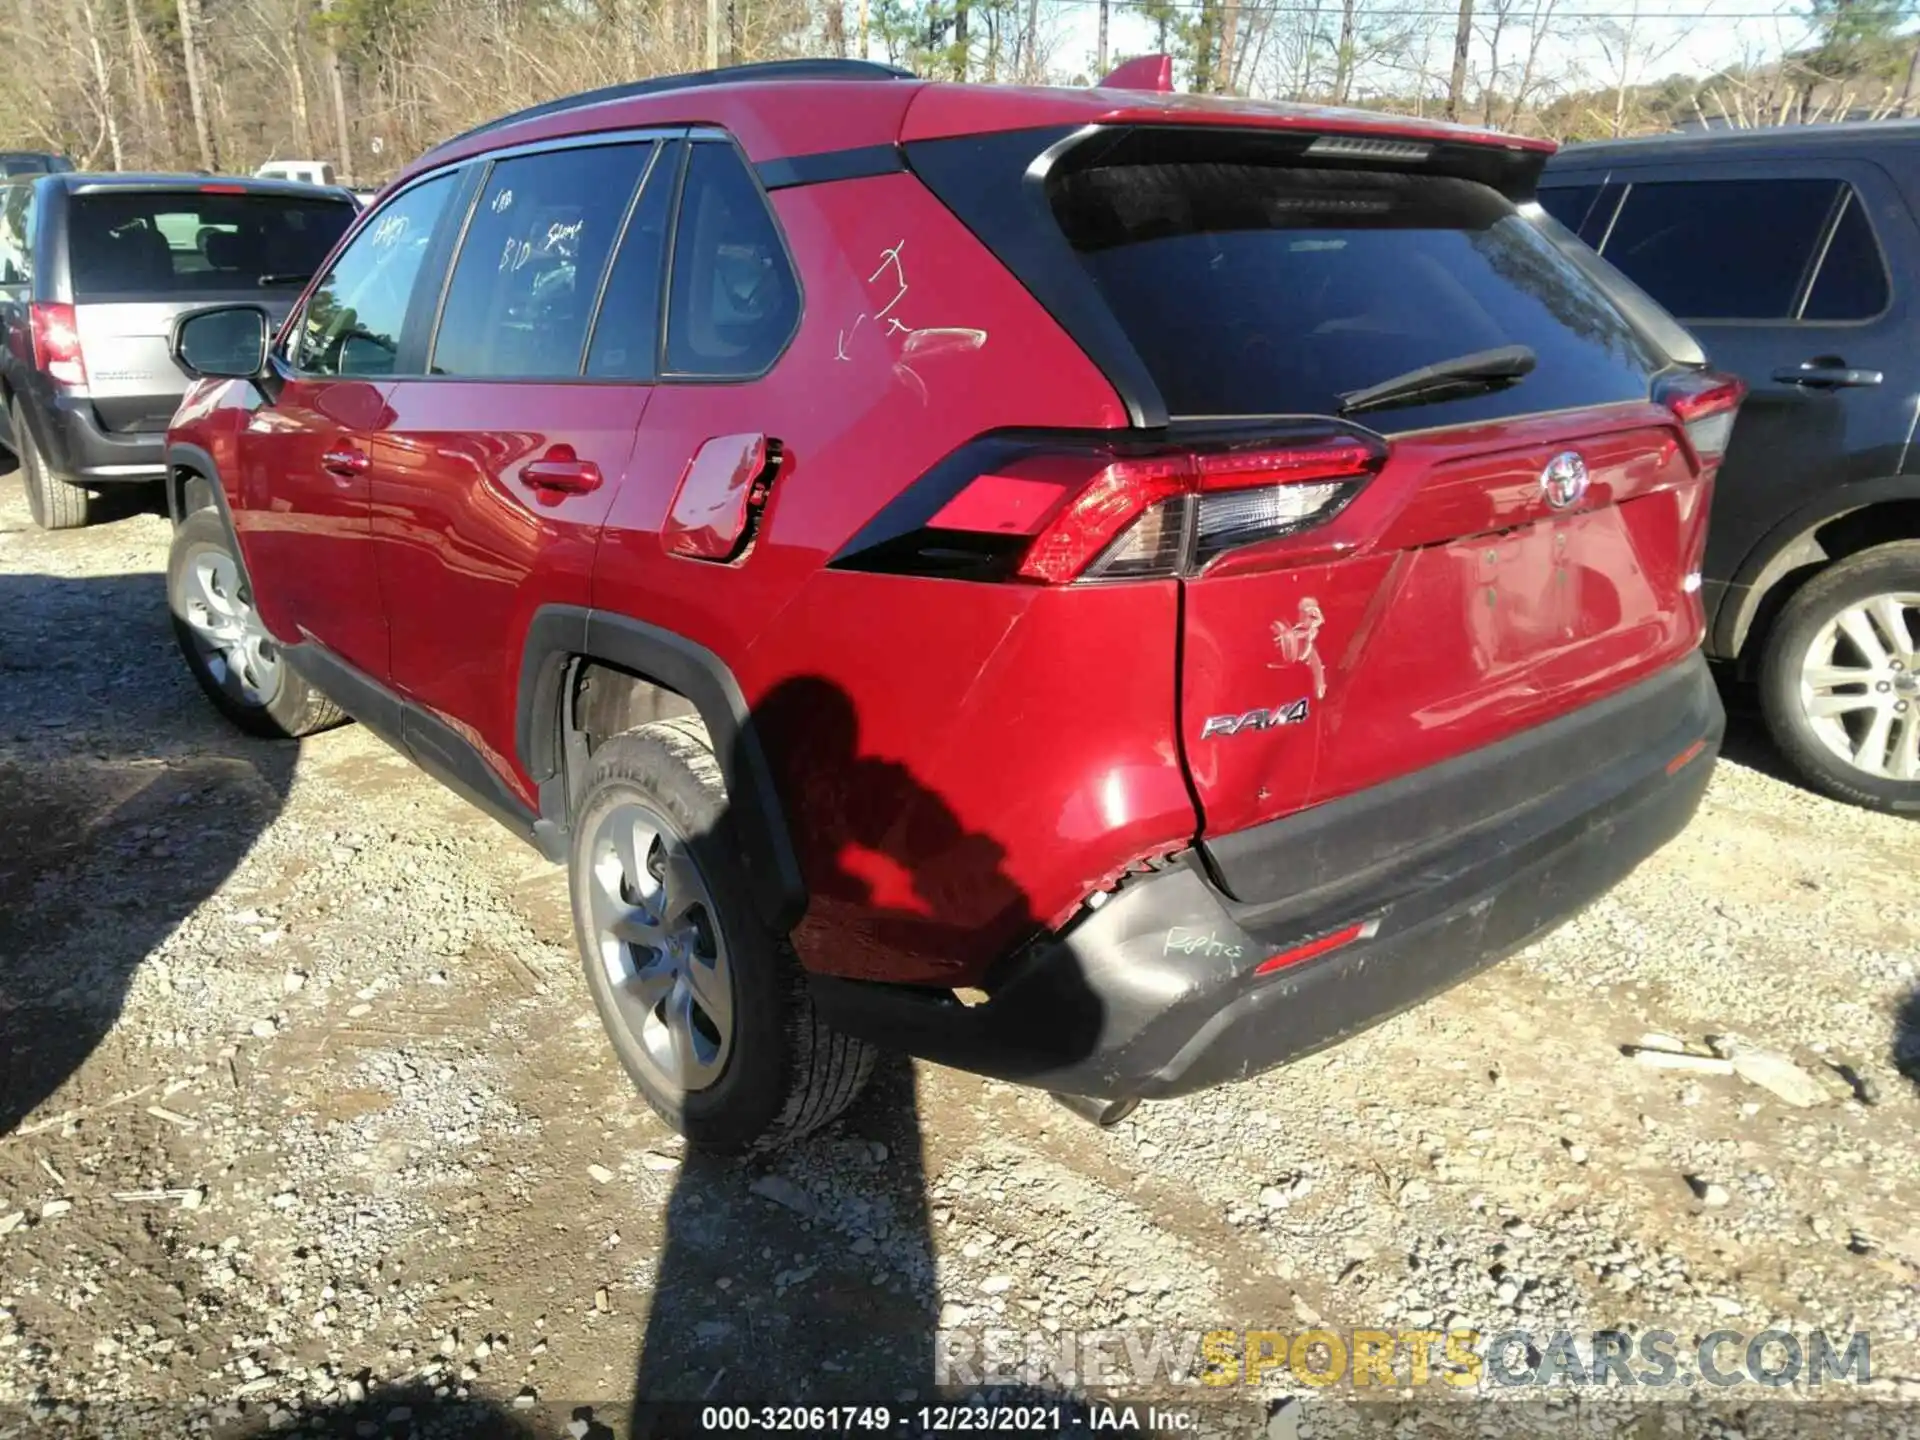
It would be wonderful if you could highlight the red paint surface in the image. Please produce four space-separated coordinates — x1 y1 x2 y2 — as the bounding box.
165 76 1715 1001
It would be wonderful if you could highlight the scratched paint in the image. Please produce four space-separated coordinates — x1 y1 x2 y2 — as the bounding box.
835 238 988 397
1269 598 1327 699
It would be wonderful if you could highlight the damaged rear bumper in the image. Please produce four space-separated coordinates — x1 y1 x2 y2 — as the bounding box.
808 653 1723 1102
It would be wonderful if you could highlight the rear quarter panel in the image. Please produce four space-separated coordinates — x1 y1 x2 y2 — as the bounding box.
590 172 1193 985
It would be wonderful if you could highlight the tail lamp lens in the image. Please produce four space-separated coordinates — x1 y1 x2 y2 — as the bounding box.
849 429 1386 585
30 303 86 387
1656 370 1745 466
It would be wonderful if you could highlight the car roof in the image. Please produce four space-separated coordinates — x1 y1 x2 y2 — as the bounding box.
1549 118 1920 168
401 59 1553 188
45 172 357 199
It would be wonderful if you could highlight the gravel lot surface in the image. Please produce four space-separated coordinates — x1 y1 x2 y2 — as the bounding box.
1 468 1917 1440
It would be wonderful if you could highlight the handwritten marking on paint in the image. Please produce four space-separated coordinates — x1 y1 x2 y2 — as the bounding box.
835 239 987 387
1270 598 1327 699
1164 928 1244 960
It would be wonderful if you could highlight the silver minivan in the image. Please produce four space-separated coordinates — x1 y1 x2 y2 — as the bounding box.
0 173 357 528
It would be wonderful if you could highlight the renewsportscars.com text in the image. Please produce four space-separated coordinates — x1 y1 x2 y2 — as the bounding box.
935 1327 1872 1391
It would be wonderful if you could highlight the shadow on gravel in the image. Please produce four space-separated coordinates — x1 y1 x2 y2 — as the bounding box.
209 1385 610 1437
0 569 295 1137
1895 987 1920 1094
1709 667 1802 788
627 676 1112 1433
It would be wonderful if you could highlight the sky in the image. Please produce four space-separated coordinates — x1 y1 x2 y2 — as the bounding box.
1041 0 1823 100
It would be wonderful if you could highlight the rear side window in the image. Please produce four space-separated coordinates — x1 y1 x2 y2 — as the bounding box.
1801 189 1888 321
0 184 31 285
1050 162 1660 425
431 141 656 378
664 142 799 377
1537 185 1599 235
1596 178 1848 321
65 191 356 298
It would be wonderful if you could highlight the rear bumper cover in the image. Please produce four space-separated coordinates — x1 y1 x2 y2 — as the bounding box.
39 394 165 482
809 653 1723 1101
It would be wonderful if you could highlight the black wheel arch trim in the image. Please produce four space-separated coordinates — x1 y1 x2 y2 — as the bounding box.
1716 472 1920 660
517 604 808 933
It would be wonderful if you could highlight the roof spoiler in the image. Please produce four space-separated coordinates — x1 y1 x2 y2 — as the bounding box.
1099 54 1173 93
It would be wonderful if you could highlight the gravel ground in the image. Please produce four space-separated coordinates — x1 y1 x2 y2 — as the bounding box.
1 468 1917 1440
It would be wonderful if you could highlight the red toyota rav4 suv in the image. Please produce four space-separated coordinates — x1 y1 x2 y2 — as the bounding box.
163 59 1736 1151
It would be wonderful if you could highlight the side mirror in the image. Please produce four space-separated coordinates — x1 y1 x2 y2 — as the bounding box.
171 304 271 380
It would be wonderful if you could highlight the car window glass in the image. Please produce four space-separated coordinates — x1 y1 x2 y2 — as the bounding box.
431 142 654 378
65 192 355 298
1050 161 1660 426
297 173 455 378
585 144 679 380
0 184 31 285
664 143 799 376
1537 185 1598 238
1598 178 1841 321
1802 189 1888 321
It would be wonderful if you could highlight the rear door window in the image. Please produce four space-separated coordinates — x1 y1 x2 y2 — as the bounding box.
586 143 681 380
1595 178 1842 321
1049 160 1660 427
430 141 657 378
65 190 356 298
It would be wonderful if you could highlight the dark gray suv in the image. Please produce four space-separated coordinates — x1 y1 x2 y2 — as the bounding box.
0 173 356 528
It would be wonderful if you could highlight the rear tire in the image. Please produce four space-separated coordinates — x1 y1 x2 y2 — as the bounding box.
571 717 876 1152
1758 541 1920 815
13 401 92 531
167 506 347 738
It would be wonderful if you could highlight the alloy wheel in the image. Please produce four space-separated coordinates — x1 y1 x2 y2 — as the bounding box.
585 800 733 1092
1798 591 1920 781
180 549 280 706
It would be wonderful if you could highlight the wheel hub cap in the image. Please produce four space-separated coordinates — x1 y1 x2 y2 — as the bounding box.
181 551 279 705
1798 591 1920 781
585 801 732 1092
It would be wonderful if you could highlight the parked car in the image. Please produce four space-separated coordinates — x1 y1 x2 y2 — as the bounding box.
1542 124 1920 813
0 173 358 528
255 159 338 186
0 151 75 176
161 59 1736 1151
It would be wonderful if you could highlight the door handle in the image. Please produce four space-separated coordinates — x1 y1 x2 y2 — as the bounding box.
321 446 370 477
521 456 603 497
1772 363 1884 389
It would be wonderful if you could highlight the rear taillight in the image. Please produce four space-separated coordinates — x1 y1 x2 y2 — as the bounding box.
29 303 86 388
836 427 1387 584
1656 369 1744 470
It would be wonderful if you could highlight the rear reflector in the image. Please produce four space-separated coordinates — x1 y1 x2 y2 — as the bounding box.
1666 738 1708 775
1253 918 1380 976
836 425 1387 585
29 302 86 388
1656 370 1745 469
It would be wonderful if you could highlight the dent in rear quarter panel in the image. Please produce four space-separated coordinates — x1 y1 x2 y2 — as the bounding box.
589 170 1161 988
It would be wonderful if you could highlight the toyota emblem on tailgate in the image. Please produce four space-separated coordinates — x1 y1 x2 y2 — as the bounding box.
1541 451 1589 509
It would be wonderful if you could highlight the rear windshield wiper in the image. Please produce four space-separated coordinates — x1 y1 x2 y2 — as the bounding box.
256 272 312 287
1338 345 1537 416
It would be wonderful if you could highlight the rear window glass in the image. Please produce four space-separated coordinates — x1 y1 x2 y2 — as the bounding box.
1048 164 1661 427
67 191 355 298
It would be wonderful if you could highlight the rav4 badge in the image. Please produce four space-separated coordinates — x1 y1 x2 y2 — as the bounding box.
1200 700 1310 739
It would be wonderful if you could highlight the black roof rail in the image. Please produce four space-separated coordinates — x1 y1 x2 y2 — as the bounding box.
428 59 916 157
